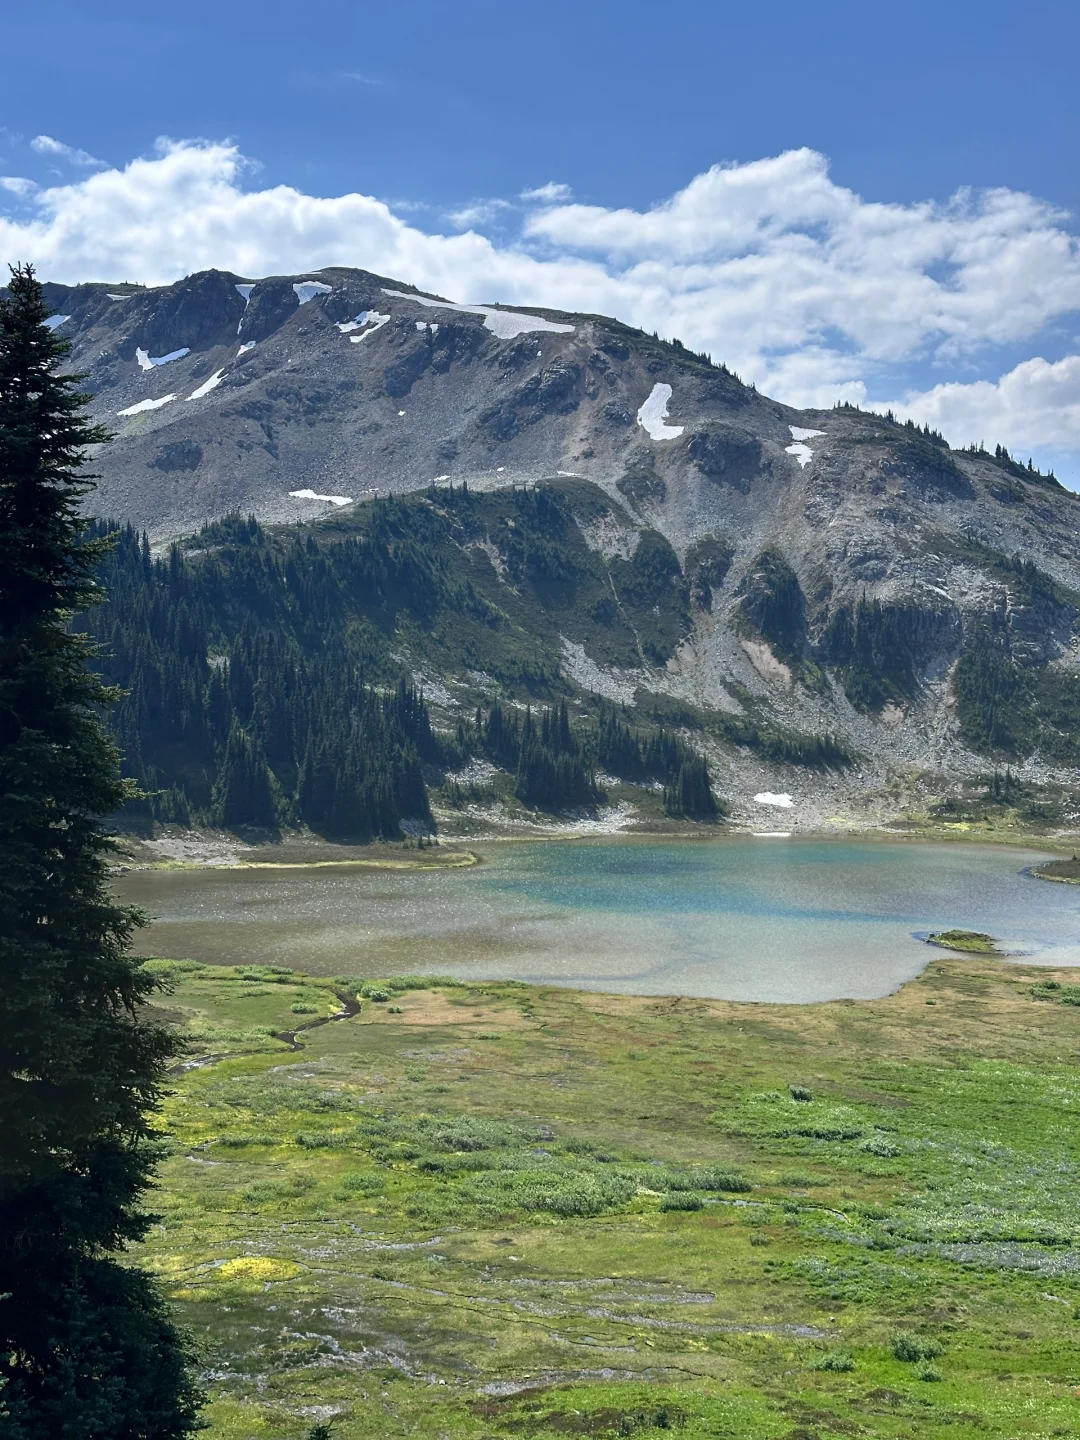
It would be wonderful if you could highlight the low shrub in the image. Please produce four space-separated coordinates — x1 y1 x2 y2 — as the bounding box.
891 1330 944 1363
295 1130 352 1148
335 1172 386 1195
660 1191 704 1212
811 1348 855 1372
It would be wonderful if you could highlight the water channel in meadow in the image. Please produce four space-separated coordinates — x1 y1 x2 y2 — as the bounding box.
116 835 1080 1003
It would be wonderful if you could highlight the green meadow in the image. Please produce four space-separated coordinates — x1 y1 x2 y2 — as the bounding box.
139 955 1080 1439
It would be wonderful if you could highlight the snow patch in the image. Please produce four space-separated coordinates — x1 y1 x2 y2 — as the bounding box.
382 288 574 339
136 346 189 371
754 792 794 808
789 425 824 441
44 314 70 330
289 488 353 507
637 383 684 441
235 284 254 333
343 310 391 342
785 442 814 468
237 342 256 355
293 281 332 305
106 293 130 300
117 394 177 416
188 369 224 400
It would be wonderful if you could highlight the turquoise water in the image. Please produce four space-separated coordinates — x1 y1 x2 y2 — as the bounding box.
119 836 1080 1002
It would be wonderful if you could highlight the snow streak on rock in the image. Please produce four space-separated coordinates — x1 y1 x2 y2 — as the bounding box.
293 281 333 305
136 346 190 371
348 311 390 342
382 289 575 339
188 370 224 400
117 394 177 416
289 488 353 506
637 383 684 441
786 424 823 468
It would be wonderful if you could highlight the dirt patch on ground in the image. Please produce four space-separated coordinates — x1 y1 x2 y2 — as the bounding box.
361 989 533 1032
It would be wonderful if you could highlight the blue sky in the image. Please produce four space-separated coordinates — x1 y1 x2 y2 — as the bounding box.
4 0 1080 478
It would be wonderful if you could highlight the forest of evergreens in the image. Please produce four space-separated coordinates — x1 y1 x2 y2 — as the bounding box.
78 516 726 833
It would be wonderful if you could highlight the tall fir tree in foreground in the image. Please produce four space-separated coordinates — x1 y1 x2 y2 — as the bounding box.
0 266 201 1438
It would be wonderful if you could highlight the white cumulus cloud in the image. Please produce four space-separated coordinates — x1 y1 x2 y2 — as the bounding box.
2 138 1080 475
894 356 1080 455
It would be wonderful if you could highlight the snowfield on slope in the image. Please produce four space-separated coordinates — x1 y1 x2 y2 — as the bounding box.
188 371 224 400
117 394 177 416
785 424 824 468
382 289 575 339
289 488 353 506
136 347 189 371
637 383 684 441
293 281 333 304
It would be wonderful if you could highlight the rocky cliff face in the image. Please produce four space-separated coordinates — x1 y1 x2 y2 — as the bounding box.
35 266 1080 799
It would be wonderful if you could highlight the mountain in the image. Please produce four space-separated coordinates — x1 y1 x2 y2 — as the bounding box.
33 267 1080 829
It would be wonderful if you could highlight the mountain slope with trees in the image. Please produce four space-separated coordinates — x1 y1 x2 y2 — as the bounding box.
21 263 1080 814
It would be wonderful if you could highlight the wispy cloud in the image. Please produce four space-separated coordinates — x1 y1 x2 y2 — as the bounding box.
30 134 104 169
0 176 37 198
2 139 1079 473
520 181 573 204
446 197 513 230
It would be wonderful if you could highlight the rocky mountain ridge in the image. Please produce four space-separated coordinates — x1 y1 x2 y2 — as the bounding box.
29 266 1080 807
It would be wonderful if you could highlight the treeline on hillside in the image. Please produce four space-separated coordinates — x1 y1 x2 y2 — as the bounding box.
952 623 1080 763
78 520 445 839
78 520 725 834
477 701 721 820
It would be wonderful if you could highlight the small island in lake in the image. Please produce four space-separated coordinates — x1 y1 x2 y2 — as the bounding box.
1031 854 1080 884
926 928 1002 954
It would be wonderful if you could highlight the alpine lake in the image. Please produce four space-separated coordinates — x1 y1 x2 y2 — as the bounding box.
117 835 1080 1440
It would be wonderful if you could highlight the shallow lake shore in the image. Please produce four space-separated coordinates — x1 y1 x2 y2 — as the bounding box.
115 834 1079 1003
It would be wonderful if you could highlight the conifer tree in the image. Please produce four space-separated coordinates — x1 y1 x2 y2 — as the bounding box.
0 265 201 1438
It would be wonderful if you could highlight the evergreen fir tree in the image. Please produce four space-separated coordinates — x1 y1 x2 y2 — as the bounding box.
0 265 201 1439
212 722 277 829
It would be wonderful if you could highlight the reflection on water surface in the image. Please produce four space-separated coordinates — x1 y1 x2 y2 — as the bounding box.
116 836 1080 1002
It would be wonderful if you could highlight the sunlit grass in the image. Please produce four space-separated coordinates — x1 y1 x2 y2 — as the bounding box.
139 956 1080 1438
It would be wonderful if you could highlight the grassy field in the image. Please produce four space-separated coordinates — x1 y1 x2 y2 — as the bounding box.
139 955 1080 1439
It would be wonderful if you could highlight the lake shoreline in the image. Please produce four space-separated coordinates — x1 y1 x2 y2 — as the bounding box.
114 820 1072 874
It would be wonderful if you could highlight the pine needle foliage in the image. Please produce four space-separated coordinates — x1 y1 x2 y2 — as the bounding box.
0 265 201 1440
